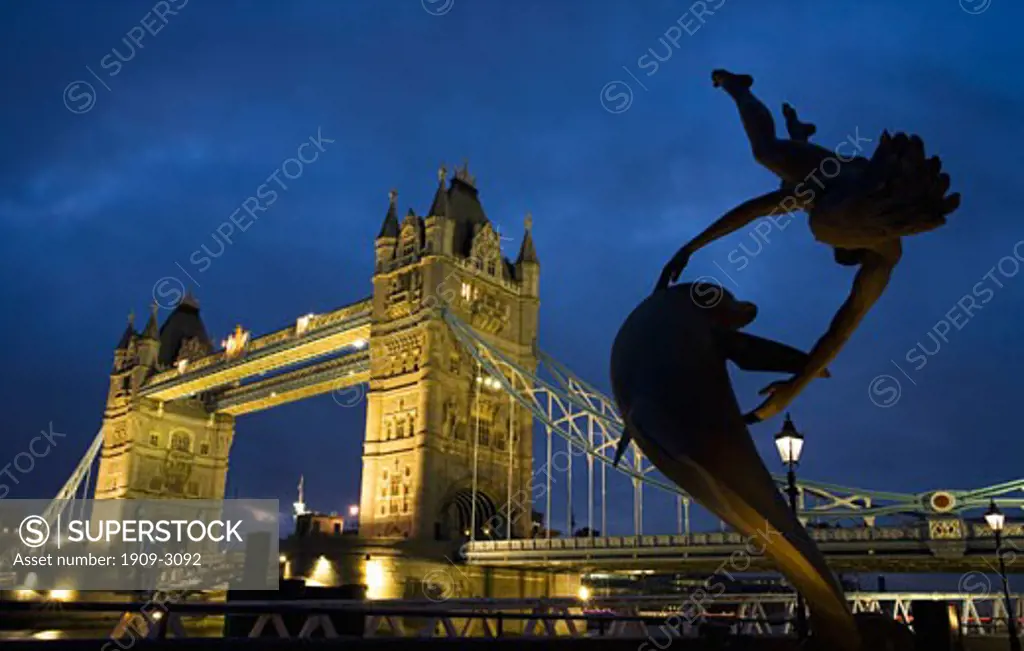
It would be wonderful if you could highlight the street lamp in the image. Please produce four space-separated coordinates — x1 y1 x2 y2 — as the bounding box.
986 500 1021 651
349 505 359 517
774 413 808 640
774 414 804 466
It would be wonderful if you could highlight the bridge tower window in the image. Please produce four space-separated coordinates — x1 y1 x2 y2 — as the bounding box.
171 431 191 453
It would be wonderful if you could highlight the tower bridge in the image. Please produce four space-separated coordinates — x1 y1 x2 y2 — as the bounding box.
37 163 1024 588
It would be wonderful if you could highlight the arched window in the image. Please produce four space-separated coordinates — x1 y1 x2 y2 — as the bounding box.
170 431 191 453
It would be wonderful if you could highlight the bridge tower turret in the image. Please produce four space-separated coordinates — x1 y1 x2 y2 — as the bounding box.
360 163 538 541
136 303 161 372
374 189 400 271
94 295 234 502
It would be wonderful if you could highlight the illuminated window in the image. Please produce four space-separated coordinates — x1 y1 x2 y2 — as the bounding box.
461 282 472 301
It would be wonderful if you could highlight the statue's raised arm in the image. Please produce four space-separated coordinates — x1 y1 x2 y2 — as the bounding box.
660 69 960 418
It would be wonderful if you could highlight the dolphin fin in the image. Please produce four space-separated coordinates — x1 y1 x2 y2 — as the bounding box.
715 330 811 375
612 429 632 467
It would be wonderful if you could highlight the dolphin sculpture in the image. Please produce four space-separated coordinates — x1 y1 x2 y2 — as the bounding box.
609 282 861 649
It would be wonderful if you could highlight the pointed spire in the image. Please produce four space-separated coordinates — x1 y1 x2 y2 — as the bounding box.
516 212 539 265
293 474 308 519
116 311 136 350
454 159 476 187
428 164 449 217
142 302 160 340
180 290 200 309
378 188 399 239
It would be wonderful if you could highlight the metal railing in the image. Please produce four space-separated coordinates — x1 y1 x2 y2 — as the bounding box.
2 592 1022 640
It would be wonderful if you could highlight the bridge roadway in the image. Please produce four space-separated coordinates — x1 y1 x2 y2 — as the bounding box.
140 298 371 405
464 520 1024 573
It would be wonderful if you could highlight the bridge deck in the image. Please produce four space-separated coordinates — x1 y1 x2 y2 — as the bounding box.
465 526 1018 572
141 299 371 401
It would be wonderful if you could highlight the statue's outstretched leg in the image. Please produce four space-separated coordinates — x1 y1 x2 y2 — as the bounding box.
782 103 816 142
712 70 833 185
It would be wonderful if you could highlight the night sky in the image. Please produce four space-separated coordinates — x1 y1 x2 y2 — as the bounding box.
2 0 1023 550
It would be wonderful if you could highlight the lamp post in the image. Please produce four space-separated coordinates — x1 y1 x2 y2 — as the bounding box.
985 500 1021 651
774 413 808 640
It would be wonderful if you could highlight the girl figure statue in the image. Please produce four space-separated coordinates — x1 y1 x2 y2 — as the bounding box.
658 69 961 423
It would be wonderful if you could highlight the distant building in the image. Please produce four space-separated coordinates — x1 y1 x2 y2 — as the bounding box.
295 512 349 538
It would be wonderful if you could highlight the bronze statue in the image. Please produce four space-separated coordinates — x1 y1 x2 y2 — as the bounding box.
610 282 862 649
657 69 961 423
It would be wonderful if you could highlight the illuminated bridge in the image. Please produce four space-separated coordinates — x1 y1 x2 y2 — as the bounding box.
38 295 1024 575
24 169 1024 586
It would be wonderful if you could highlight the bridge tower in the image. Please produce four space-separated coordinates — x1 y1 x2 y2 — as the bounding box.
95 296 235 502
359 164 539 541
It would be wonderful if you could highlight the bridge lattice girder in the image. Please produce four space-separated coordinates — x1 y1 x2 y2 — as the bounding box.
441 306 1024 524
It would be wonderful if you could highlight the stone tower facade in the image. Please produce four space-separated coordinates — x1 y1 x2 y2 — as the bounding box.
95 298 234 503
359 164 540 540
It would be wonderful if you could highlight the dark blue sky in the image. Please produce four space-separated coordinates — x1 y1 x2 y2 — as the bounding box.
2 0 1023 539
